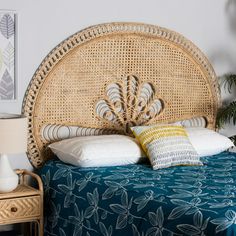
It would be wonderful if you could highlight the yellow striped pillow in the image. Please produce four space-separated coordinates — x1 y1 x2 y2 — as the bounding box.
131 125 202 169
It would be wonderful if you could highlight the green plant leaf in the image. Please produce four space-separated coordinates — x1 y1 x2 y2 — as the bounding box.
229 135 236 146
217 101 236 127
220 74 236 93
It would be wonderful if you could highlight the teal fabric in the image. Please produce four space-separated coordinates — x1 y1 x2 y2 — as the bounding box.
39 151 236 236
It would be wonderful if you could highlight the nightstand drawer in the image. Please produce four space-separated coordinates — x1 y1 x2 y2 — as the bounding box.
0 196 40 222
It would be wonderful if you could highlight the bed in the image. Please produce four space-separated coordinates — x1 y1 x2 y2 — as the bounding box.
38 152 236 236
21 22 236 235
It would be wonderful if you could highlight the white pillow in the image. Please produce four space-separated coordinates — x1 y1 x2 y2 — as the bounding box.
49 135 146 167
186 127 234 157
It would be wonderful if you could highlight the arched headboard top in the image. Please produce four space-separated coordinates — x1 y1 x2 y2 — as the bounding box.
22 22 221 168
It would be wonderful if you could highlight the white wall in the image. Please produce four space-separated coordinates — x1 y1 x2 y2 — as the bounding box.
0 0 236 170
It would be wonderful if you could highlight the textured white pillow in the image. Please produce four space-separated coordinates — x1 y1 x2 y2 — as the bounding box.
49 135 146 167
186 127 234 157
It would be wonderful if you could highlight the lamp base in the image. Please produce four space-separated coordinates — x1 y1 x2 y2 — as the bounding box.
0 154 18 192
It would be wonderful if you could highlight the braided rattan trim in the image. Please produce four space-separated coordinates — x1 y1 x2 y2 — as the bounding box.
22 22 221 168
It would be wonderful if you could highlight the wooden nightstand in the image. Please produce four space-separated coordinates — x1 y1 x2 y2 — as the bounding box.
0 170 43 236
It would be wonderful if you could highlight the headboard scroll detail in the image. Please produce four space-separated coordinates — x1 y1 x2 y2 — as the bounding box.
41 117 207 143
95 75 164 133
22 22 221 168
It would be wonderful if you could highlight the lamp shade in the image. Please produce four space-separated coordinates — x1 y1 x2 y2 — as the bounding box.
0 113 27 154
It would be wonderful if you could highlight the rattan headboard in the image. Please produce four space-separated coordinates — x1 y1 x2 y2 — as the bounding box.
22 22 221 168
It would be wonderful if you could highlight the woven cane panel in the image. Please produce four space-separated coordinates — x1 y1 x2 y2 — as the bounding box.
22 22 221 168
0 196 40 222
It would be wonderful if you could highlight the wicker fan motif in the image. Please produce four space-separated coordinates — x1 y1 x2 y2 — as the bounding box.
95 75 164 133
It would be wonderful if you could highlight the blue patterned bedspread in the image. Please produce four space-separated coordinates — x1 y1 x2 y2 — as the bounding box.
39 152 236 236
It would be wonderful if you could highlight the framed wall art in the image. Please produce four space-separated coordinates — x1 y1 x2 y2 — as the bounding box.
0 10 16 100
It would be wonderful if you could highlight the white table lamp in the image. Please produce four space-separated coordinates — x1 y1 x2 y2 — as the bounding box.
0 113 27 192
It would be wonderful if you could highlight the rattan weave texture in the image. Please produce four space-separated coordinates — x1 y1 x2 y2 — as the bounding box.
0 170 43 235
0 196 40 221
22 22 221 168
